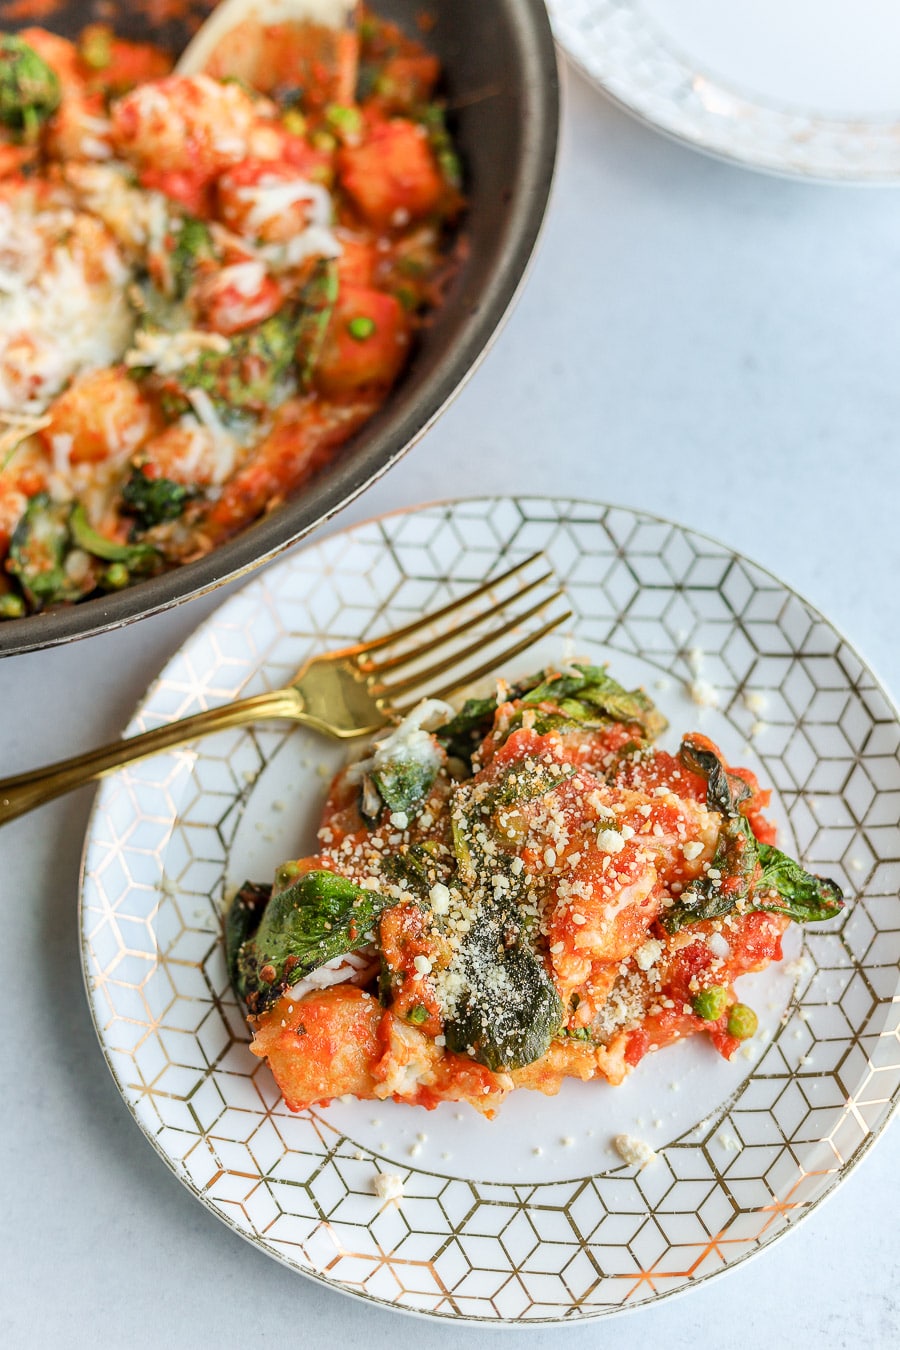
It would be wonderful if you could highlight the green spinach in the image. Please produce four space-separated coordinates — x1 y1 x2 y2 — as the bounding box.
443 758 568 1069
370 754 438 816
296 260 338 389
7 494 86 609
442 900 564 1072
754 843 844 923
225 881 272 993
520 664 667 741
662 736 845 932
434 692 507 768
69 503 159 570
142 309 300 422
232 869 396 1013
169 216 216 299
0 35 60 136
121 466 197 529
435 664 667 769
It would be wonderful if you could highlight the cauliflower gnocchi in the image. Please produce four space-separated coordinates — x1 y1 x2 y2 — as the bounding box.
229 665 845 1118
0 13 462 618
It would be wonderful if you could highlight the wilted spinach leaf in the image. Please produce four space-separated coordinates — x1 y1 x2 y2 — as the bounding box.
379 842 446 903
521 664 667 740
69 503 159 569
0 35 60 136
434 664 666 770
680 735 752 817
370 754 438 816
233 870 397 1013
170 216 216 298
121 466 197 529
443 758 568 1069
434 693 501 767
663 736 846 933
663 735 759 933
7 494 87 609
296 259 338 389
443 897 564 1072
225 881 271 992
754 844 844 922
142 308 301 423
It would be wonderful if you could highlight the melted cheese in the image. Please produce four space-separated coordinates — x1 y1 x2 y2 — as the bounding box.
184 390 241 484
242 177 341 266
125 327 231 376
65 163 170 255
0 197 135 415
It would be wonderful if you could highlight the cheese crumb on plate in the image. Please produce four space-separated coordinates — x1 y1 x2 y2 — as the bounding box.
373 1172 404 1203
613 1134 658 1169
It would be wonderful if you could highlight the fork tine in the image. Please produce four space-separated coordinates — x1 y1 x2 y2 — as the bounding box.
375 590 566 699
390 607 574 717
339 552 546 657
365 569 555 675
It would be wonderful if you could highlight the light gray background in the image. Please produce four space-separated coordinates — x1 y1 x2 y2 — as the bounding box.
2 65 899 1348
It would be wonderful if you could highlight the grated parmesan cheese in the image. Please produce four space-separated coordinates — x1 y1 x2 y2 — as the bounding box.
689 679 718 708
707 932 731 959
597 828 625 854
634 938 663 972
373 1172 404 1202
613 1134 658 1169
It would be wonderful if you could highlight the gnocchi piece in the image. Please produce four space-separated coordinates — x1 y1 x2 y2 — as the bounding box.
111 74 264 177
216 158 330 244
338 119 446 229
40 367 158 468
192 260 284 336
315 285 409 397
136 419 239 489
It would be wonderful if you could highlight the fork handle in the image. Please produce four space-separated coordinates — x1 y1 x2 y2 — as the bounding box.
0 687 304 825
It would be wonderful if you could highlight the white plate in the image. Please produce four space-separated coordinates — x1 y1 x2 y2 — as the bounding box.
80 498 900 1323
548 0 900 182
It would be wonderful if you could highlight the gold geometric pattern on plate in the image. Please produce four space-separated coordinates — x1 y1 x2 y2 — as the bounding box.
80 498 900 1323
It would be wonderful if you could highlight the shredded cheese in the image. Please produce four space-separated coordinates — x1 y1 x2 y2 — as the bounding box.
0 196 135 415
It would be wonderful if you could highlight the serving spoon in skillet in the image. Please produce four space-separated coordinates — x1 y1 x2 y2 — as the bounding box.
176 0 358 81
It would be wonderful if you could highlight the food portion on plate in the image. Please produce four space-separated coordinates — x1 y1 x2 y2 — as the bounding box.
0 11 463 618
228 663 845 1117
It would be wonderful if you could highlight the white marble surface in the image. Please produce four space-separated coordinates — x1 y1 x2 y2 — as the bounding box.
2 65 899 1348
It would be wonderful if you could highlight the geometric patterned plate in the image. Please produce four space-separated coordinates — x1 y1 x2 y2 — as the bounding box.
548 0 900 183
80 498 900 1323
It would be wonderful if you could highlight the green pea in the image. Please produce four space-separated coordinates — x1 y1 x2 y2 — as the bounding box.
407 1004 428 1025
102 562 130 590
0 592 26 619
325 103 362 140
727 1003 759 1040
347 315 376 341
275 861 302 891
438 147 462 189
80 26 113 71
692 985 729 1021
282 109 306 137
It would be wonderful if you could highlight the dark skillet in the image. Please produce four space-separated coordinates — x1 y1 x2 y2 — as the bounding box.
0 0 559 656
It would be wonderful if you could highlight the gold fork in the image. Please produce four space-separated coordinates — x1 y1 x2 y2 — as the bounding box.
0 555 571 825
